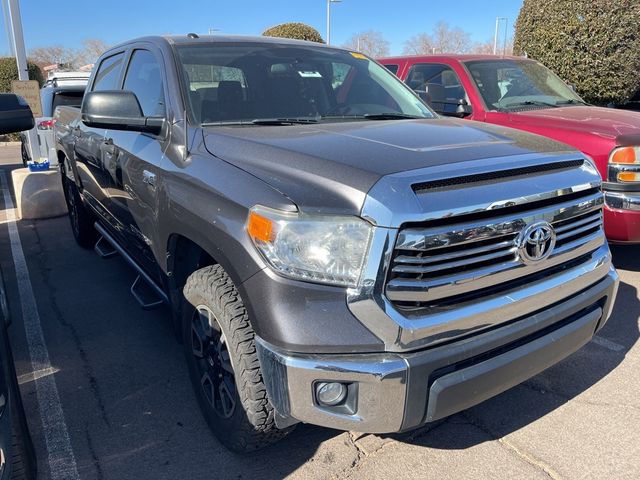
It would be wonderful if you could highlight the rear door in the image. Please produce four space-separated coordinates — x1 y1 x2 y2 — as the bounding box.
104 47 168 282
74 51 126 226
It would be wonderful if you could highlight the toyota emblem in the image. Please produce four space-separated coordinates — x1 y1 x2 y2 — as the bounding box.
518 221 556 264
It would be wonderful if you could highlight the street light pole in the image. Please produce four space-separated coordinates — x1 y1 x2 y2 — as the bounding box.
493 16 508 55
326 0 341 45
3 0 38 162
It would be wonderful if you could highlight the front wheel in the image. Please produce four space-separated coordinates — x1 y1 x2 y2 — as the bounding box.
182 264 292 452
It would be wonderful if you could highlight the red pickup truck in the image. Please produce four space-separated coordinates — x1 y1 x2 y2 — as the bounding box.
380 54 640 243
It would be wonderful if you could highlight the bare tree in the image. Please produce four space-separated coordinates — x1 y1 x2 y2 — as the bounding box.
432 21 471 54
342 30 390 58
470 40 495 54
403 21 473 55
403 33 435 55
28 45 78 68
78 39 110 65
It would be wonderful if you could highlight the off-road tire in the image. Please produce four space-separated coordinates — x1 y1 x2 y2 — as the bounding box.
20 141 30 167
10 399 37 480
61 173 98 249
182 264 292 452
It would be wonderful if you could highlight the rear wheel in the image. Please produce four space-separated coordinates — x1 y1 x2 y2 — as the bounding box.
61 170 98 249
182 264 292 452
20 141 28 167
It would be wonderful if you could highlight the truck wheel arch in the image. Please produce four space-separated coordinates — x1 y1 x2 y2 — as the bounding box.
165 234 217 340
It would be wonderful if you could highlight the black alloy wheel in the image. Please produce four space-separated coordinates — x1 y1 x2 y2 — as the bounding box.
190 305 237 419
64 177 81 238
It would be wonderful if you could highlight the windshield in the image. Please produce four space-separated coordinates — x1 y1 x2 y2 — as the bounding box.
175 43 434 125
464 59 586 111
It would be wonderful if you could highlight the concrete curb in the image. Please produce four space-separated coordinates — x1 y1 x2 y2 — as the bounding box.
10 168 67 220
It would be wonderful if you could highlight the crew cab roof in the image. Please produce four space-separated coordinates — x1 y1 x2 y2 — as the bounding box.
106 34 335 53
378 54 530 63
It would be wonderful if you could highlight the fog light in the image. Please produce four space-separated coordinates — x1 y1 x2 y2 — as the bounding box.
315 382 347 406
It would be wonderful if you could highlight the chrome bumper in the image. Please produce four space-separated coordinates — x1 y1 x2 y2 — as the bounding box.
256 268 618 433
604 191 640 211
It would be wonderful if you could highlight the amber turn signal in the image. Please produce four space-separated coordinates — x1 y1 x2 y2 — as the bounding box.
247 211 274 242
618 172 640 182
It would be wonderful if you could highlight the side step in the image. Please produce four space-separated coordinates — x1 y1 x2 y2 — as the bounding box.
94 236 118 259
130 275 165 310
94 222 169 310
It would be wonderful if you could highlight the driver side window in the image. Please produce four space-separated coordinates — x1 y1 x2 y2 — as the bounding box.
123 49 165 117
405 63 468 115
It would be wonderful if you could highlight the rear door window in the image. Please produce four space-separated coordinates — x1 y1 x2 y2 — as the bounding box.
383 64 399 75
405 63 468 115
92 52 125 91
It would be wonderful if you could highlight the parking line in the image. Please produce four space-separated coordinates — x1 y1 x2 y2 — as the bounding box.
0 171 80 480
592 335 625 352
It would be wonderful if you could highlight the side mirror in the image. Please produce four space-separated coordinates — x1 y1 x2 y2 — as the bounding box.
456 98 472 117
81 90 164 134
0 93 34 135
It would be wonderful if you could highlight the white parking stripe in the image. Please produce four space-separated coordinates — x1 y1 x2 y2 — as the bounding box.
592 335 625 352
0 171 80 480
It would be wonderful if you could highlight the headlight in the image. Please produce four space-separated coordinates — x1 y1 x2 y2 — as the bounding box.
609 146 640 182
246 206 373 287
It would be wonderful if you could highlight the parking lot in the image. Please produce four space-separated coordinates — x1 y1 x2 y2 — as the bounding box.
0 143 638 479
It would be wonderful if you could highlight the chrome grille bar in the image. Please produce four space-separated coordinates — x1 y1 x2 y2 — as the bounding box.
387 189 605 306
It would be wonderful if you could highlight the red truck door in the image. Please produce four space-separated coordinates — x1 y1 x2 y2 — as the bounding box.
394 58 489 121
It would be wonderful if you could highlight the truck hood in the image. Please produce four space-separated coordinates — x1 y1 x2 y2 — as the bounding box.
510 105 640 140
202 118 572 215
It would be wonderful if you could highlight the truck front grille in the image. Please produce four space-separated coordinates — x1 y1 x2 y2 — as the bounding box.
386 186 605 309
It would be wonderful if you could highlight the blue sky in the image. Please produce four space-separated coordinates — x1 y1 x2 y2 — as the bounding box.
1 0 522 56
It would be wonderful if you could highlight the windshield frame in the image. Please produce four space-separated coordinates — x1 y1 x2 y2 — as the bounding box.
462 58 586 112
171 41 437 127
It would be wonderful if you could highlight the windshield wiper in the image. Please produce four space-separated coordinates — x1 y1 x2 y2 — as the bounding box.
201 117 319 127
362 112 424 120
555 99 589 106
249 117 320 125
504 100 559 109
322 112 424 120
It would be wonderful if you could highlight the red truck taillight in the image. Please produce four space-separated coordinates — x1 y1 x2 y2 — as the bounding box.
37 119 55 130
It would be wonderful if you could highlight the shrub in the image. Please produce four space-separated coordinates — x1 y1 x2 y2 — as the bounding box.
0 57 43 93
262 23 325 44
514 0 640 105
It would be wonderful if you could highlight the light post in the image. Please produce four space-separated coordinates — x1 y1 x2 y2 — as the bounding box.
2 0 38 163
493 17 508 55
326 0 341 45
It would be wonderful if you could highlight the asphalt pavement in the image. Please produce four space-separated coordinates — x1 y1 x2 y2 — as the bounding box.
0 144 638 480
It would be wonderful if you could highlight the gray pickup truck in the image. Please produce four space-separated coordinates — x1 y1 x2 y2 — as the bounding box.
54 34 619 452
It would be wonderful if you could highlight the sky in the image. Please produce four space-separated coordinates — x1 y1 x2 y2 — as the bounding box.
1 0 523 57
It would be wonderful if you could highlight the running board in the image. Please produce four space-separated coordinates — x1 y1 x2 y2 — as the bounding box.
94 236 118 259
94 222 169 310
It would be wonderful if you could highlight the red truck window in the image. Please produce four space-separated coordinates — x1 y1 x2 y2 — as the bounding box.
382 64 399 76
405 63 468 116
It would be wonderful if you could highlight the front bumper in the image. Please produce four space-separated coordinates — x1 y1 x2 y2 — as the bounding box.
256 269 618 433
604 191 640 243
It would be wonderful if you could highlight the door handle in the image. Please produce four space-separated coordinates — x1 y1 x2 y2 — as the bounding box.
142 170 157 189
